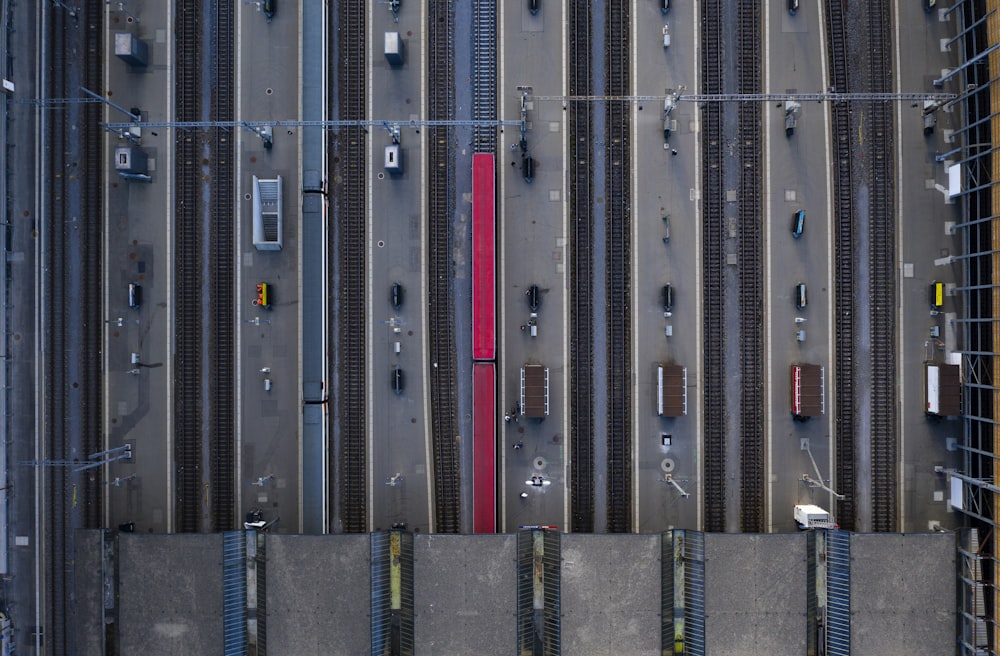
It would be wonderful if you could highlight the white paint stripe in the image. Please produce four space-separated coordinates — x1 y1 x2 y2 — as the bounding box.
102 3 112 531
818 4 836 514
498 0 507 531
234 0 244 531
764 0 773 532
893 0 905 529
321 1 331 532
561 0 571 533
630 0 639 533
165 0 175 534
420 0 434 534
36 5 48 642
693 0 704 531
366 2 375 533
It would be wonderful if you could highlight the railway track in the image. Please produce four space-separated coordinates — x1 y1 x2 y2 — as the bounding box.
428 0 460 532
472 0 497 153
209 0 236 532
331 0 368 533
605 0 632 533
824 0 897 531
824 0 857 531
737 0 764 533
173 0 236 532
864 0 897 532
44 1 105 651
174 0 204 533
700 0 727 533
568 0 595 533
80 0 104 532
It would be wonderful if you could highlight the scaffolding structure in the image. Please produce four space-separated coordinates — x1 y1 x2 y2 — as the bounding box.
946 1 1000 652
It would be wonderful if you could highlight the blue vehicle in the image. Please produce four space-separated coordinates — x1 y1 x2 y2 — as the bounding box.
791 210 805 239
529 0 539 15
128 283 142 309
391 281 404 310
522 154 534 183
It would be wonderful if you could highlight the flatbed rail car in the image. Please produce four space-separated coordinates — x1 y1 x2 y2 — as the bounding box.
520 364 550 419
791 363 824 421
925 361 961 417
472 154 496 361
473 363 497 533
656 363 687 417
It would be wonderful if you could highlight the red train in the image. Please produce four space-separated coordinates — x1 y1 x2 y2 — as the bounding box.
473 363 496 533
472 153 496 361
472 154 498 533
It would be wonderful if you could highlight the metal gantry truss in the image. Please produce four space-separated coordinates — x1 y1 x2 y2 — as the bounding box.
25 444 133 472
531 91 958 103
50 87 956 143
96 92 957 133
101 118 523 130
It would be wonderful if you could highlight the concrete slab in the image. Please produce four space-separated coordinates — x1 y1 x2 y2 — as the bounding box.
414 534 517 653
265 534 370 654
704 533 807 656
561 534 661 656
236 0 305 535
763 0 839 533
499 0 571 532
118 534 223 654
103 0 176 535
851 533 956 655
73 530 104 656
894 0 966 534
632 0 701 536
368 0 433 534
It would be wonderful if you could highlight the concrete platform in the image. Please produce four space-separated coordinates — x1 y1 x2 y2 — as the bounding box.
118 534 223 654
78 530 958 653
73 529 104 656
561 534 661 655
704 533 807 655
414 534 517 653
851 533 956 654
265 534 370 654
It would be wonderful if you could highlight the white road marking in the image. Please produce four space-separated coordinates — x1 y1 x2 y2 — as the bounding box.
893 0 906 529
499 0 508 531
560 0 571 533
166 0 176 534
420 0 434 534
693 0 704 531
818 3 837 515
366 2 375 532
234 0 244 531
764 0 773 532
630 0 640 533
